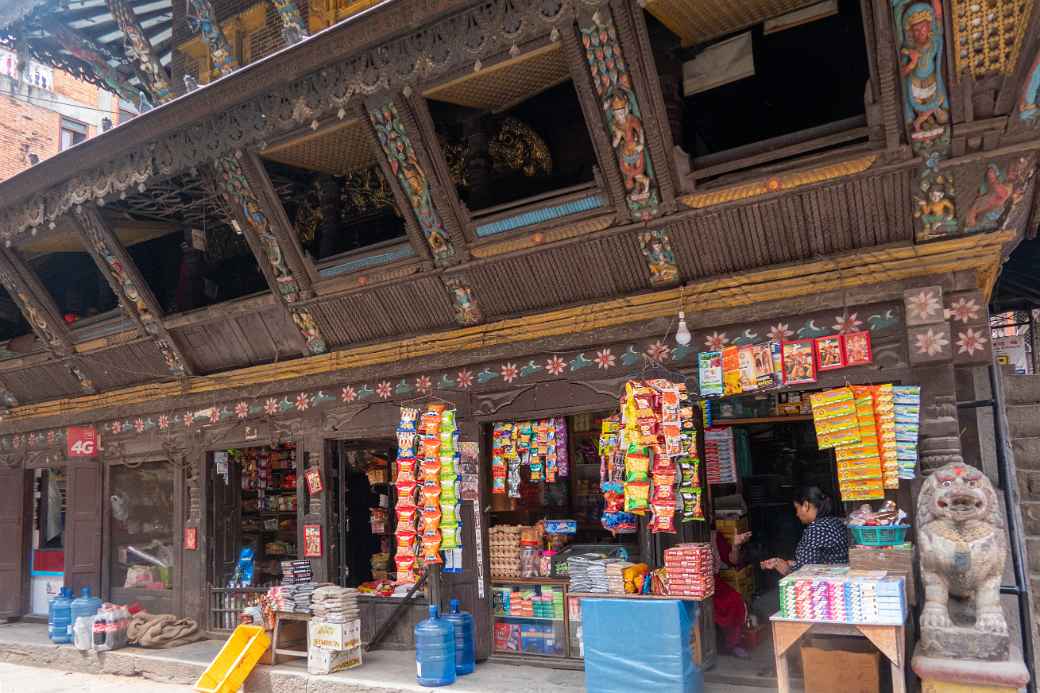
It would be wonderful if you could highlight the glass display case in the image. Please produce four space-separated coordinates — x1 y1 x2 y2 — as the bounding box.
109 461 174 613
491 578 570 658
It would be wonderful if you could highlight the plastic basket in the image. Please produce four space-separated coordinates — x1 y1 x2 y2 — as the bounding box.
850 524 910 547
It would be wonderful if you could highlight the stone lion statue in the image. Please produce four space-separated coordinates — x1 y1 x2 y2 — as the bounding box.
917 461 1009 659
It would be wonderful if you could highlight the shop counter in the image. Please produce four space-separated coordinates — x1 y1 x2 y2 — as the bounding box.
491 578 570 659
769 613 907 693
357 593 428 650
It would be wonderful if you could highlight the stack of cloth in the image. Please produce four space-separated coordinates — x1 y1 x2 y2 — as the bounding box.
606 561 633 594
567 554 619 593
281 560 313 584
310 585 360 624
663 543 714 599
266 584 296 612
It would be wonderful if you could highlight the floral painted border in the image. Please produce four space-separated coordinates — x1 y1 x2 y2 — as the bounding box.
0 304 903 452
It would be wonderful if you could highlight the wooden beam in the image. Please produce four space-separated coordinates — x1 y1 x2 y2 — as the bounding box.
41 17 143 105
0 248 95 394
0 230 1013 426
70 205 193 377
105 0 174 104
206 154 327 356
186 0 238 78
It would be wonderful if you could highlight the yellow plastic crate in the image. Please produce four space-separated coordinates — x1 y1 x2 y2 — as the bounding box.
194 625 271 693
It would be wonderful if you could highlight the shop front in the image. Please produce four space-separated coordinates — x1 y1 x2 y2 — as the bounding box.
0 279 995 688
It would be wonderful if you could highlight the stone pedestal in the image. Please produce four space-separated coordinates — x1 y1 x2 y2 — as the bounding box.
913 646 1030 693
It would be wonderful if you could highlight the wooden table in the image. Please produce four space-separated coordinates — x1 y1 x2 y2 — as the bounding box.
770 614 906 693
268 611 310 665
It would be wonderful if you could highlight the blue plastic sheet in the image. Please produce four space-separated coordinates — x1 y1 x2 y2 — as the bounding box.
582 598 703 693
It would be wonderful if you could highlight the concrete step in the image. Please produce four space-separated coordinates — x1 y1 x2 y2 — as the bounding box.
1007 405 1040 439
1005 375 1040 405
1013 437 1040 470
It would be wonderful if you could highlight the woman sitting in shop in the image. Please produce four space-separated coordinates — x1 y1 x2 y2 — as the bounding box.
760 486 849 576
713 527 752 658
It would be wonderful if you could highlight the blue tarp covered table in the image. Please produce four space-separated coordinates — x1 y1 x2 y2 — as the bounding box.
581 597 703 693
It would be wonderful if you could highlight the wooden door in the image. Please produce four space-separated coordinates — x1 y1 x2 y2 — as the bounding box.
208 453 241 587
65 459 102 596
0 466 27 616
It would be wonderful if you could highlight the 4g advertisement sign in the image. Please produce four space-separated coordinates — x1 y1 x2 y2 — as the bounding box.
66 426 99 458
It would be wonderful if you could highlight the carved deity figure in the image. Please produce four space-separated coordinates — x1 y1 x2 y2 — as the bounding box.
608 88 651 203
917 462 1009 660
894 0 949 143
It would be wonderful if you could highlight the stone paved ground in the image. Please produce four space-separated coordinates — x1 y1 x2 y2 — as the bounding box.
0 661 190 692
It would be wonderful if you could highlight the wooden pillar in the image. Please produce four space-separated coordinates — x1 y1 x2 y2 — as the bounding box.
299 423 331 583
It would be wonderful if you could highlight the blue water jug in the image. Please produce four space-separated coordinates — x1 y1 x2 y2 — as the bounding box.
71 587 101 631
415 604 456 687
48 587 72 644
444 598 475 675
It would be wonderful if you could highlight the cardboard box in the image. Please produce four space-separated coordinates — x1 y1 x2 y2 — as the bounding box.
801 637 880 693
308 620 361 651
307 645 362 675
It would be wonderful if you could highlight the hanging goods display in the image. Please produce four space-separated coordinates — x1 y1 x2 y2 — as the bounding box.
490 419 569 498
893 386 921 480
599 380 703 534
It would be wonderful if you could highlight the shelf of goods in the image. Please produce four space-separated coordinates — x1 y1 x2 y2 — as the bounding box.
491 579 570 659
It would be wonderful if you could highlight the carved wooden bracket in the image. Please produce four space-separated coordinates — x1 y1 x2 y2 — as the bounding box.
570 5 666 222
106 0 174 104
269 0 308 45
206 154 328 355
40 17 143 104
366 96 465 267
71 205 193 376
186 0 239 78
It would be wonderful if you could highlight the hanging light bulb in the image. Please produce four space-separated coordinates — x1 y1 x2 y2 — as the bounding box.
675 311 692 346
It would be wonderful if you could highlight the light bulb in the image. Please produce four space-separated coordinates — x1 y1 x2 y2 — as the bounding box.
675 311 691 346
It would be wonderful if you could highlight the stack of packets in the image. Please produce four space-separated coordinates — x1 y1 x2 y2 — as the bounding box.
663 544 714 599
280 559 313 584
394 405 463 583
606 561 634 594
778 565 907 625
832 387 885 501
310 586 360 623
491 418 569 497
893 386 921 479
598 380 702 535
699 342 782 397
872 385 900 488
704 427 737 484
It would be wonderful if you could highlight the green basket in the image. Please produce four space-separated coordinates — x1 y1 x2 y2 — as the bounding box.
850 524 910 547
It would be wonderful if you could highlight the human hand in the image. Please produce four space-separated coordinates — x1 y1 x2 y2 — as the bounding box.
734 531 752 546
760 558 777 570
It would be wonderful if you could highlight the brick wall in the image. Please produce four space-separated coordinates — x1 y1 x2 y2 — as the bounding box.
0 93 60 182
52 70 98 106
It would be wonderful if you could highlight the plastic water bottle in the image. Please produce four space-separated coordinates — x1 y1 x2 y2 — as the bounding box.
444 599 475 675
71 587 101 632
48 587 72 643
415 604 456 687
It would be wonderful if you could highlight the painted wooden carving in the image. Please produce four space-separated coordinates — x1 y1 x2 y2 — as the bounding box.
893 0 950 151
75 207 188 376
211 155 327 355
368 100 455 264
106 0 173 103
965 158 1035 233
580 10 660 220
0 265 64 353
1020 50 1040 122
443 276 482 326
270 0 308 45
69 362 97 394
213 156 302 302
187 0 238 78
913 165 958 240
638 229 679 287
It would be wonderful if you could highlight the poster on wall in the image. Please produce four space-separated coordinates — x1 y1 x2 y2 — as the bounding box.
460 441 480 501
303 524 323 557
304 467 324 495
184 527 198 551
66 426 99 458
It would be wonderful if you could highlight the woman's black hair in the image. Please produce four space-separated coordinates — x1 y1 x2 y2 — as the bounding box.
794 486 832 516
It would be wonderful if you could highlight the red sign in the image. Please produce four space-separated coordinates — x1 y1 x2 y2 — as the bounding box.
66 426 99 458
184 527 198 551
